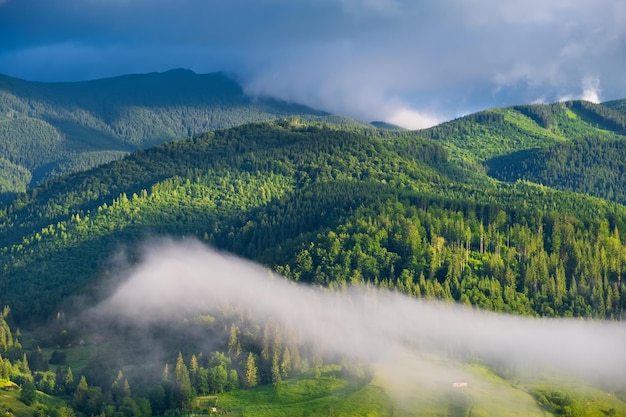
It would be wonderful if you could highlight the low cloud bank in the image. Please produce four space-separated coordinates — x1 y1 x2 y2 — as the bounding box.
92 239 626 388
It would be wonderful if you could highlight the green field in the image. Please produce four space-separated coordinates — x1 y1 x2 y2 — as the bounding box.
190 362 626 417
204 365 393 417
0 380 66 417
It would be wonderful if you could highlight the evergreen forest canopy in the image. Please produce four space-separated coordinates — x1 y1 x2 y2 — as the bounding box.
2 102 626 323
0 69 368 196
0 73 626 415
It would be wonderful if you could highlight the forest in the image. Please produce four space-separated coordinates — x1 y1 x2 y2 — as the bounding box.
1 79 626 415
0 70 344 195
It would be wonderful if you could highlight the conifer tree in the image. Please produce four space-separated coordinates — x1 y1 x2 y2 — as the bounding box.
271 351 281 385
162 363 170 382
243 353 258 388
280 346 292 379
227 324 241 357
189 354 199 388
174 353 193 411
65 367 74 388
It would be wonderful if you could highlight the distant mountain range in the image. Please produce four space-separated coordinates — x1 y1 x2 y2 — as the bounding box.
0 69 373 196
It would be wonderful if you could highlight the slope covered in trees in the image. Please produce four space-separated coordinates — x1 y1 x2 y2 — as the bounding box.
0 69 358 194
419 100 626 164
0 121 625 324
0 103 625 415
487 137 626 204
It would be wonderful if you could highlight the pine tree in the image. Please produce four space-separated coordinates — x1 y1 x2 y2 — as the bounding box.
243 353 258 388
174 353 193 411
271 351 281 385
227 324 241 357
162 363 170 382
20 380 36 405
20 352 30 375
72 376 88 409
280 347 292 379
65 367 74 388
189 354 199 389
228 369 239 390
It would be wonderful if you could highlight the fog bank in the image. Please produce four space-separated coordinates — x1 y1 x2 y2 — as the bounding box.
92 239 626 387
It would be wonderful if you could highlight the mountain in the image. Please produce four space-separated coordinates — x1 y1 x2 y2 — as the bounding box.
418 99 626 163
0 69 367 195
486 137 626 204
1 96 626 415
1 118 626 324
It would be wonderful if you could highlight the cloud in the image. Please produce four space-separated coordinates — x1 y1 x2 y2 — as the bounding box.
91 238 626 392
557 76 602 103
581 76 601 103
386 107 442 129
1 0 625 122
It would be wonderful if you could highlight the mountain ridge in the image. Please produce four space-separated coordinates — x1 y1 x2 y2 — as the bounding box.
0 69 366 195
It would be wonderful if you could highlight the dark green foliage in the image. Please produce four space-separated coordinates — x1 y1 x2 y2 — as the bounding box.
49 350 67 365
19 380 36 405
564 100 626 134
1 119 626 325
0 69 335 194
603 98 626 114
369 121 405 130
512 104 556 129
487 137 626 204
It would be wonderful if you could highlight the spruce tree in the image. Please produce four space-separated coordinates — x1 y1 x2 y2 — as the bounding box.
243 353 258 388
174 353 193 411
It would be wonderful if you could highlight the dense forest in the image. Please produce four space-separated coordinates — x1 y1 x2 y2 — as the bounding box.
1 91 626 415
1 121 626 323
487 137 626 204
0 69 361 194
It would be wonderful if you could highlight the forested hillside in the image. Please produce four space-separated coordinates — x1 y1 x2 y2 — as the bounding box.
0 97 626 415
0 69 351 195
487 137 626 204
1 121 626 325
419 99 626 164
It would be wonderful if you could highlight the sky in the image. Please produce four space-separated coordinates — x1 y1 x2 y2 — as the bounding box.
1 0 625 128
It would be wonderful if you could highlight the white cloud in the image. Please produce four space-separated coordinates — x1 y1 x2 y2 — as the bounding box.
557 76 602 103
581 76 601 103
386 107 442 129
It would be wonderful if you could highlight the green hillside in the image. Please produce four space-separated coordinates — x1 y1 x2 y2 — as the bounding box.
487 137 626 204
419 100 626 164
1 94 626 415
603 98 626 114
1 120 626 324
0 69 352 194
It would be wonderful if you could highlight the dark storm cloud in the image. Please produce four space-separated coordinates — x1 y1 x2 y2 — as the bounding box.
1 0 624 127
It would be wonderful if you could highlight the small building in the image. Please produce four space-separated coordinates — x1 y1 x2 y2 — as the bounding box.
452 381 468 388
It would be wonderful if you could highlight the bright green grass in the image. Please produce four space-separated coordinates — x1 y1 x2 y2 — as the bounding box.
214 365 393 417
524 376 626 417
565 109 579 119
190 361 626 417
0 386 65 417
373 359 549 417
40 341 100 376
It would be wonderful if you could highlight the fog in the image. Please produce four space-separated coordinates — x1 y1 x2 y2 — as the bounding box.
92 238 626 394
